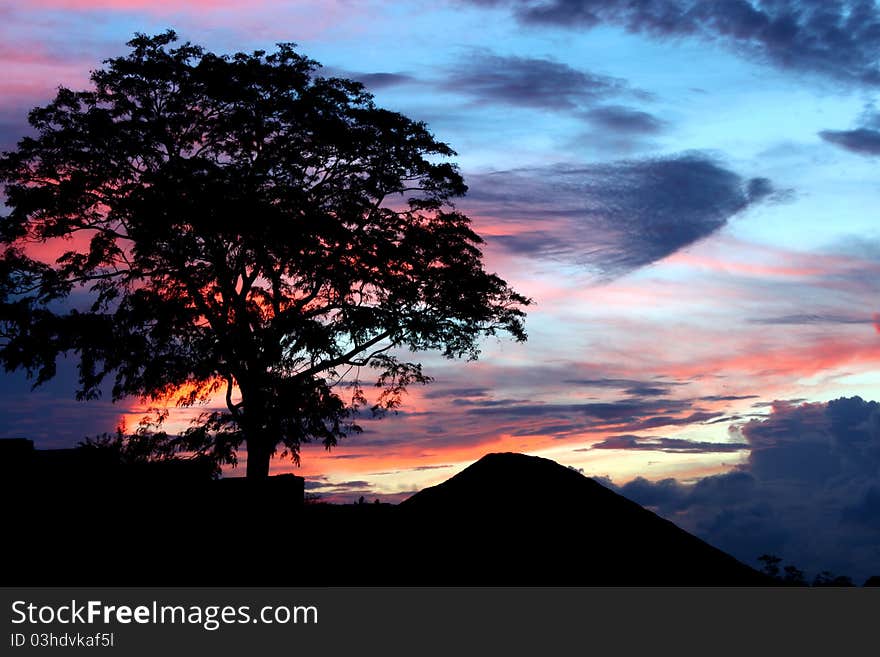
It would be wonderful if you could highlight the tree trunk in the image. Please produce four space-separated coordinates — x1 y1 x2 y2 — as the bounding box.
240 381 273 480
245 436 272 480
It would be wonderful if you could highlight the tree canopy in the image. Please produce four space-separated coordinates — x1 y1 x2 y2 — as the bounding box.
0 31 530 478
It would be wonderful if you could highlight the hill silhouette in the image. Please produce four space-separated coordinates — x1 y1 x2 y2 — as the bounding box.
4 446 767 585
394 452 767 585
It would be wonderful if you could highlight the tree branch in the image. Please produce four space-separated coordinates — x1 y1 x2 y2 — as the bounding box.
296 329 393 379
225 373 243 419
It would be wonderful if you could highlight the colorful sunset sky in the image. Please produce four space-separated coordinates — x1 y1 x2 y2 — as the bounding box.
4 0 880 580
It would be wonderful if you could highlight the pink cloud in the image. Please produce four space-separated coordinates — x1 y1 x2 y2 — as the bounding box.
21 0 257 10
0 44 93 114
662 335 880 381
664 235 880 282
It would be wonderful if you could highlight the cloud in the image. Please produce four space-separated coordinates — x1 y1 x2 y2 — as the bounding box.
608 396 880 582
749 313 876 325
564 377 688 394
819 104 880 156
751 398 805 408
467 153 774 277
618 470 759 513
324 69 418 90
622 385 672 397
819 127 880 156
464 398 693 420
619 410 723 432
582 105 665 134
704 415 746 425
327 371 738 453
352 72 416 89
442 51 628 111
699 394 760 402
738 400 841 483
461 397 724 437
304 478 372 492
20 0 243 9
466 0 880 86
422 386 492 399
587 434 749 453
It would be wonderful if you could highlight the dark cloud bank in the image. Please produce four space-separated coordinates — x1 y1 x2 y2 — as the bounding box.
442 51 667 152
464 1 880 160
340 51 666 155
466 153 775 277
601 396 880 582
467 0 880 86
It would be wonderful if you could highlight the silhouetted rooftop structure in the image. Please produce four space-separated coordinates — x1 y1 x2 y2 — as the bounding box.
0 437 303 504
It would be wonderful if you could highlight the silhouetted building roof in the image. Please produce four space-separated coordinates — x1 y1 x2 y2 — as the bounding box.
0 437 302 501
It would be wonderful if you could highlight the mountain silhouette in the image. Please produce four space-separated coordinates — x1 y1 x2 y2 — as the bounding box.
395 452 767 585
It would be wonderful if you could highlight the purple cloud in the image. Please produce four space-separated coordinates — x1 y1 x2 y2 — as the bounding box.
466 153 774 277
583 105 665 134
442 51 629 110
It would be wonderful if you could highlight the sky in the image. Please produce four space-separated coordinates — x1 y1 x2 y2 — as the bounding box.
3 0 880 581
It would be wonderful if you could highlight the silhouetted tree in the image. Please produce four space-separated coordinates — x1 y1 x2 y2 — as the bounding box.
0 31 529 478
78 430 160 465
782 564 806 586
759 555 857 587
812 571 854 587
758 554 782 579
78 425 221 475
